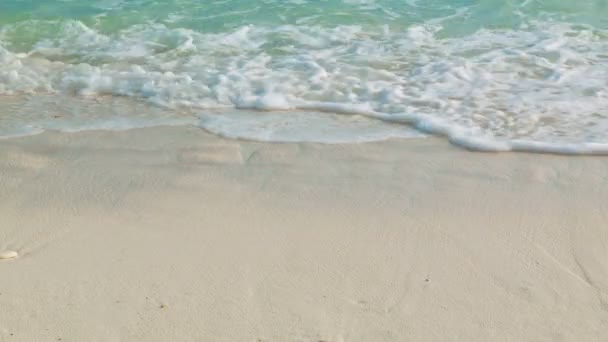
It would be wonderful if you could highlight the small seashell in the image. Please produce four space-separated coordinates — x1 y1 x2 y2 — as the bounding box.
0 251 18 260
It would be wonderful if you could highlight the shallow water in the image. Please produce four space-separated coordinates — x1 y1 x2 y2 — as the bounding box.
1 0 608 152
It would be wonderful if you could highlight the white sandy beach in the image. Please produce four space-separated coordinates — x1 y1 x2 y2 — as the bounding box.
1 126 608 341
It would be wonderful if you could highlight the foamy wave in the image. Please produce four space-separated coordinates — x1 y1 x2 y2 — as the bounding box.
1 17 608 153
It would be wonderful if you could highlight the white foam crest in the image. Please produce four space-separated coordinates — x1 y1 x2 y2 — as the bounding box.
200 99 608 154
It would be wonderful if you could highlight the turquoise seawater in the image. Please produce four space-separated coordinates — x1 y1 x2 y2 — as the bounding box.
1 1 608 152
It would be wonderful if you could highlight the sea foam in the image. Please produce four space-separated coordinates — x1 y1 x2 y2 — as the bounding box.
0 1 608 154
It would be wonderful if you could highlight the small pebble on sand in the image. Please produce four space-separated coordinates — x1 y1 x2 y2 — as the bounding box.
0 251 18 260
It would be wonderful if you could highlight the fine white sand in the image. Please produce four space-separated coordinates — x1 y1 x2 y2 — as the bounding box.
1 126 608 341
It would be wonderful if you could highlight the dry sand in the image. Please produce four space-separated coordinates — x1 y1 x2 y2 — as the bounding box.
1 126 608 341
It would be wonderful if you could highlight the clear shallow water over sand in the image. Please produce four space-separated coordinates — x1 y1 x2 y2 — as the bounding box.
1 0 608 152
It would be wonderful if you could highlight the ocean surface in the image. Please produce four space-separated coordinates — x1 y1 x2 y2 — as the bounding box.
1 0 608 152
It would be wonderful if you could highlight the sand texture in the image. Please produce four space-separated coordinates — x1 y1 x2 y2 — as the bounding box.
1 126 608 341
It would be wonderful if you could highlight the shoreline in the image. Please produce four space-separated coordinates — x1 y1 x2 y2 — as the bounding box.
1 126 608 341
2 94 608 155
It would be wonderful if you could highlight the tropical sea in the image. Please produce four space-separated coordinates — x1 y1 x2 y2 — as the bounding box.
1 0 607 152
